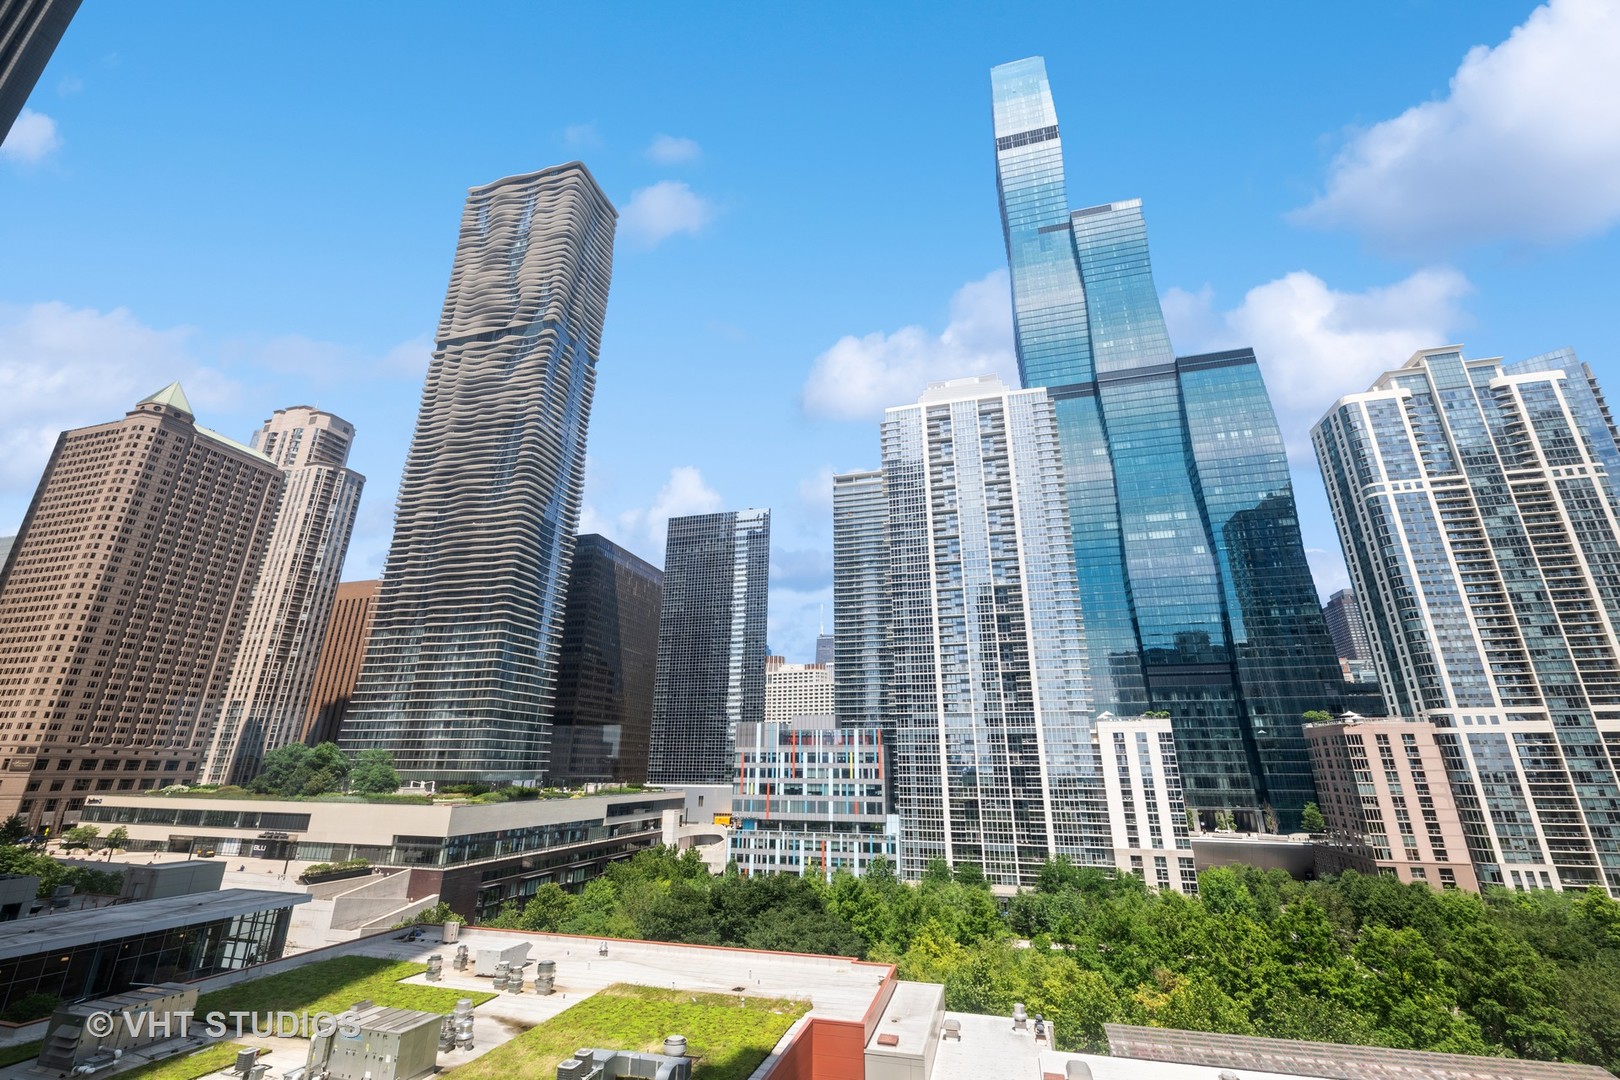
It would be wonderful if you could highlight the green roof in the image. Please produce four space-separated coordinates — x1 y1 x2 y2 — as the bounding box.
139 382 193 415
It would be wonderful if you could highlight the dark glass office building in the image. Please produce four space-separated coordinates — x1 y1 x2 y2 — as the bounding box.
548 533 664 786
647 510 770 785
0 0 81 143
991 58 1343 831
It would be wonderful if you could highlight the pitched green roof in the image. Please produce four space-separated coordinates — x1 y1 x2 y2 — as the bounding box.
139 382 193 415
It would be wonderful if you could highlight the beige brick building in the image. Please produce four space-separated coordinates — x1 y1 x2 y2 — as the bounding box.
1304 716 1479 891
0 385 284 833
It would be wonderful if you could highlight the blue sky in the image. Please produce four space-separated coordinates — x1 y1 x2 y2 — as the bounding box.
3 1 1618 661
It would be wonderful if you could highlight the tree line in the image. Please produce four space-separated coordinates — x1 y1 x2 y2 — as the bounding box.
475 848 1619 1072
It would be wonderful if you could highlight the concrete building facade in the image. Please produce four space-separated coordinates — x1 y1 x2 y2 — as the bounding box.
765 657 834 725
1304 716 1479 891
1314 347 1620 895
729 717 895 879
0 385 284 832
1095 715 1197 894
342 164 617 782
204 406 364 785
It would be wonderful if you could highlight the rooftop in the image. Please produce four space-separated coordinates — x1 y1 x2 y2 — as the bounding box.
0 889 308 961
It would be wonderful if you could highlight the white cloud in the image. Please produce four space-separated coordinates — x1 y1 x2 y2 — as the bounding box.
802 270 1018 420
0 301 238 490
619 181 715 247
1305 547 1352 601
797 466 837 511
646 134 701 165
1161 267 1472 458
1294 0 1620 252
378 335 433 378
767 583 833 664
563 122 601 148
615 465 724 558
1 109 61 164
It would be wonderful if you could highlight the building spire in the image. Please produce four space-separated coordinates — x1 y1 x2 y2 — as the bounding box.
139 382 193 416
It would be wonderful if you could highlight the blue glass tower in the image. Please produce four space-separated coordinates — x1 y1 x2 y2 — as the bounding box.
991 57 1345 830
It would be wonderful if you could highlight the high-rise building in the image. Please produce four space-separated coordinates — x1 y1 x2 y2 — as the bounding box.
832 469 888 730
0 0 81 144
341 164 616 781
0 385 284 831
764 657 833 725
1322 588 1376 683
300 579 380 747
814 633 835 667
203 407 364 785
647 510 770 785
1304 716 1478 891
991 56 1343 832
882 375 1107 886
548 533 663 786
1314 346 1620 896
1095 715 1197 894
729 717 896 879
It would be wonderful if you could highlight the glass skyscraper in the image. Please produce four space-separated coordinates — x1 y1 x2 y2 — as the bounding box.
882 376 1108 886
341 163 616 781
991 57 1344 831
1314 347 1620 896
647 509 771 785
832 469 889 730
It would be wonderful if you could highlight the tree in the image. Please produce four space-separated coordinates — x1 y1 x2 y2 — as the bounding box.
0 815 28 845
1302 709 1333 724
60 824 100 851
104 826 129 860
1301 802 1327 834
249 742 350 797
348 749 401 795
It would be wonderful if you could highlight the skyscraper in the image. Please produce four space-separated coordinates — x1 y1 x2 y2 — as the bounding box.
203 406 364 785
990 56 1343 831
832 469 888 729
882 375 1107 886
0 0 81 144
1314 346 1620 896
548 533 663 786
647 510 770 785
764 656 834 724
814 633 836 667
341 164 616 781
0 385 284 831
301 579 380 748
1322 588 1375 683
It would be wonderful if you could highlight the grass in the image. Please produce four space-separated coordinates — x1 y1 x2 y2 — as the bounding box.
195 955 495 1018
112 1043 249 1080
0 1040 42 1067
444 984 808 1080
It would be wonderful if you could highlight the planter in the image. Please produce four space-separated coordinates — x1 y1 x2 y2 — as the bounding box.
297 865 372 886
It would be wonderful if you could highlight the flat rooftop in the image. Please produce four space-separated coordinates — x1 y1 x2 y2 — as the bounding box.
0 889 308 961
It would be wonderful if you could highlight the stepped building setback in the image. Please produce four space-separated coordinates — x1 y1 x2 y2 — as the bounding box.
341 163 617 782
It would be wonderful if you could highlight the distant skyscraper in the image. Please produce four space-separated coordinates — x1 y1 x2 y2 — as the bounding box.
342 164 616 781
991 56 1343 832
203 406 364 785
764 657 833 725
1095 716 1196 895
1314 346 1620 896
301 579 380 748
882 375 1107 887
0 385 283 831
549 534 663 786
0 0 81 144
814 633 835 667
1322 588 1375 683
832 469 888 730
647 510 770 785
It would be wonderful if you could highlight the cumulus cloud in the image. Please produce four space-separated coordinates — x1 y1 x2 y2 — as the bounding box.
646 134 701 165
1161 268 1472 458
802 270 1018 420
616 465 724 558
619 181 715 246
768 583 834 664
0 301 238 490
1 108 61 164
1294 0 1620 253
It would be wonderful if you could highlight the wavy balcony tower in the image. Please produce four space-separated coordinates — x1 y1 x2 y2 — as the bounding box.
341 164 617 781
